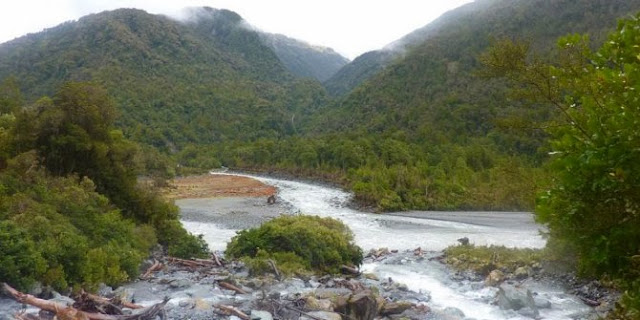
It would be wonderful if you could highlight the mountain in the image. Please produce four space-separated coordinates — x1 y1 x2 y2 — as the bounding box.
216 0 640 212
323 0 640 97
260 33 349 82
0 7 328 149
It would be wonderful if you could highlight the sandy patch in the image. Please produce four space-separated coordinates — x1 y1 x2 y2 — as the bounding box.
164 174 276 200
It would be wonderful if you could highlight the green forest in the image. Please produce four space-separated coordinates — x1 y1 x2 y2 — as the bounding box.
1 0 640 316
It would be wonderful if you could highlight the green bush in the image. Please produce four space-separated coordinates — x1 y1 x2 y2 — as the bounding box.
226 215 363 275
0 220 46 291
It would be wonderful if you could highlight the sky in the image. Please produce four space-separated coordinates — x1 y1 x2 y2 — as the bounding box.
0 0 472 59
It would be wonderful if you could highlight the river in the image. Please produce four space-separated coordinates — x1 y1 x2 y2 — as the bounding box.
179 173 593 319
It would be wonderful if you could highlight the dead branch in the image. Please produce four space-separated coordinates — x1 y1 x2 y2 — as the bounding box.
85 292 143 310
340 265 361 276
218 281 247 294
214 304 249 320
267 259 281 281
168 257 214 268
212 253 224 267
3 283 168 320
140 260 163 279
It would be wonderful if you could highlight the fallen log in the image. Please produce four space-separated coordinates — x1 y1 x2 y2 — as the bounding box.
84 292 143 310
218 281 247 294
168 257 214 268
140 260 163 279
214 304 249 320
340 265 361 276
212 253 224 267
3 283 169 320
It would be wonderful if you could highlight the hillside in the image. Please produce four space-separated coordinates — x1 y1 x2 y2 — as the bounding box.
0 7 327 150
323 0 640 97
260 33 349 82
218 0 640 211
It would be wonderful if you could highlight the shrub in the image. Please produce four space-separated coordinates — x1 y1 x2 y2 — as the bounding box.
0 220 46 290
226 215 363 275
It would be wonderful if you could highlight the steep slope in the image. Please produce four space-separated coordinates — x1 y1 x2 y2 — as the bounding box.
324 0 639 97
317 0 640 137
0 7 327 149
260 33 349 82
218 0 640 211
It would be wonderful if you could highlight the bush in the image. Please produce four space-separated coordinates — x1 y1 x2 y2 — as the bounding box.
443 244 544 276
226 215 363 275
0 220 46 291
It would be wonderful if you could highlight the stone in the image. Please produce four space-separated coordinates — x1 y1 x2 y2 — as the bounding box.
347 291 379 320
169 279 192 289
533 297 551 309
381 301 413 315
363 273 379 281
485 269 505 287
442 306 465 319
50 292 75 306
496 284 539 318
514 266 531 279
457 237 470 245
250 310 273 320
301 311 342 320
305 296 333 311
28 282 43 297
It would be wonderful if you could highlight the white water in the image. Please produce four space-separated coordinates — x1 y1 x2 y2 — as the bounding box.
180 173 592 320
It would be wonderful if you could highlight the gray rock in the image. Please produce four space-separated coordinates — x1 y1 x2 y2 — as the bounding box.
97 283 113 297
169 279 192 289
496 284 539 318
347 291 378 320
250 310 273 320
28 282 43 297
485 270 505 287
50 292 75 306
301 311 342 320
533 297 551 309
514 266 531 279
442 306 465 318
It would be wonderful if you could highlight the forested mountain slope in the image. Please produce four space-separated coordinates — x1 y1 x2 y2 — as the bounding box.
260 33 349 82
324 0 640 97
0 7 327 150
219 0 640 211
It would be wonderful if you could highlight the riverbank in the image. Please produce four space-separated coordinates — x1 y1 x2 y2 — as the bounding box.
163 173 277 200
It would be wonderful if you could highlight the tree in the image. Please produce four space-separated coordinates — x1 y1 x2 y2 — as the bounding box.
481 14 640 279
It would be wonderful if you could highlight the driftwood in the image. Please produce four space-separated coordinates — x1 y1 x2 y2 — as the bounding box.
84 292 143 310
167 257 215 268
140 260 163 279
267 259 281 281
340 265 361 276
214 304 249 320
2 283 168 320
579 296 601 307
218 281 247 294
212 253 224 267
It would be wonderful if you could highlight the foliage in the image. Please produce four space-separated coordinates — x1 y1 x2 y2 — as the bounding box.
226 215 363 274
0 82 208 290
0 220 47 291
483 12 640 316
443 244 543 276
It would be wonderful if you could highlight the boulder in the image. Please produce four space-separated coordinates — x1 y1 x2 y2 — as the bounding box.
496 284 539 318
347 291 378 320
305 296 333 311
442 306 465 319
301 311 342 320
169 279 192 289
381 301 413 316
485 269 505 287
250 310 273 320
514 266 531 279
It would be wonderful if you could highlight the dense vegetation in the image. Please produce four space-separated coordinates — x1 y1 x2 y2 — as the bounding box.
0 82 208 292
226 215 363 275
482 14 640 318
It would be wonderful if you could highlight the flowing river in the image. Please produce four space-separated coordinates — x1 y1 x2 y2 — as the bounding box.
179 173 593 320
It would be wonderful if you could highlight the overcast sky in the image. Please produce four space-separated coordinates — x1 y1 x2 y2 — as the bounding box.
0 0 472 59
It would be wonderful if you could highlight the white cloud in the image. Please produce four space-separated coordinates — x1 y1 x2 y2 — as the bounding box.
0 0 472 59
